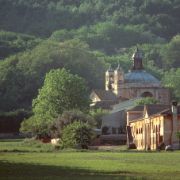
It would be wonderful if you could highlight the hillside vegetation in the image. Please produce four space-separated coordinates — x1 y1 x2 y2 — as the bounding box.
0 0 180 113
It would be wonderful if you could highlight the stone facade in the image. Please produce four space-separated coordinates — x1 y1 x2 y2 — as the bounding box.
105 48 170 104
127 103 180 150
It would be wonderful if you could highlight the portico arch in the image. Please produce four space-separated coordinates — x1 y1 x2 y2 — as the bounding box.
141 91 153 98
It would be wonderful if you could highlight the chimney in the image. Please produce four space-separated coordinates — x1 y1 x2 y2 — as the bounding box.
172 101 178 144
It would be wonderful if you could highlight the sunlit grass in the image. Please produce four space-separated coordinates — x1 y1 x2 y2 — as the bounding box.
0 138 54 152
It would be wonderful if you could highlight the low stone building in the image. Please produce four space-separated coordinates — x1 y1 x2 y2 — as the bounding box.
127 102 180 150
100 99 138 145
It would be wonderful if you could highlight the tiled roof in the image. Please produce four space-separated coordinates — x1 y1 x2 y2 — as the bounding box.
128 104 170 115
92 101 116 110
127 105 144 112
111 98 139 113
160 105 180 115
145 104 170 116
128 104 180 122
92 90 117 101
125 70 160 84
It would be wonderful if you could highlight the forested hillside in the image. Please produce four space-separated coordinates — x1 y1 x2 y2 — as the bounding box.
0 0 179 39
0 0 180 112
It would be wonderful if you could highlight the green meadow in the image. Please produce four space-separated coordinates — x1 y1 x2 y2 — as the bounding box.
0 139 180 180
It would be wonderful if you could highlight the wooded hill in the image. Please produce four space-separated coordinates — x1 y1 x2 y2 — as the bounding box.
0 0 179 112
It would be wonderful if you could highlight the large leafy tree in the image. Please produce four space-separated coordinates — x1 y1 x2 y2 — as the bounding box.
163 35 180 68
162 68 180 101
24 68 90 134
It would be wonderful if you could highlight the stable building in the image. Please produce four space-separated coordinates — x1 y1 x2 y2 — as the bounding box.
127 102 180 150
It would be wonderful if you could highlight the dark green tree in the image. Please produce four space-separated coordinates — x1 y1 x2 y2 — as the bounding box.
163 35 180 68
21 68 90 135
162 68 180 101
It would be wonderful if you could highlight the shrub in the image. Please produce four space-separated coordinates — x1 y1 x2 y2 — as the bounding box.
62 121 93 149
89 109 108 129
135 97 158 105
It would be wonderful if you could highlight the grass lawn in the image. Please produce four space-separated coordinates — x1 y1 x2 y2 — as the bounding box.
0 139 180 180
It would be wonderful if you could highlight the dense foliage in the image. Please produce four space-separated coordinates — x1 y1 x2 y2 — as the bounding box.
20 69 90 135
162 68 180 100
33 69 89 119
135 97 158 106
89 109 108 129
50 110 95 138
0 39 106 111
62 121 93 148
0 0 179 40
0 0 180 114
0 31 41 60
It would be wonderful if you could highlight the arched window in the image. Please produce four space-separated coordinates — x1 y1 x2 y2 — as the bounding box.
141 92 153 97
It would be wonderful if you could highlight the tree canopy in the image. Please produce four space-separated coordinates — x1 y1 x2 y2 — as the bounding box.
162 68 180 101
0 0 179 40
34 69 89 123
21 68 90 135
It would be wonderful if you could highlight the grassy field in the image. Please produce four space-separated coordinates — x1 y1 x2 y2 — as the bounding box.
0 139 180 180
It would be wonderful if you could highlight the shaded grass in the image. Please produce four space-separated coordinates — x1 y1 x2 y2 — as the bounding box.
0 161 145 180
0 151 180 180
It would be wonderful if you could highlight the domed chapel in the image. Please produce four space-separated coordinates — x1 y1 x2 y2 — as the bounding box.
105 48 170 105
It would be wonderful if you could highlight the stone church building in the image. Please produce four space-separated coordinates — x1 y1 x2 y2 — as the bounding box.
105 48 170 105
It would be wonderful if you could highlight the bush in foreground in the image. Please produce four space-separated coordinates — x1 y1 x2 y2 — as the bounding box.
62 121 93 149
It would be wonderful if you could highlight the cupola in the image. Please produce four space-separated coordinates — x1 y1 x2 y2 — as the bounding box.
132 47 143 70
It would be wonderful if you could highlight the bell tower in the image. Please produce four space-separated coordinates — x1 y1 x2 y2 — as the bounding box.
114 63 124 96
105 65 114 91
